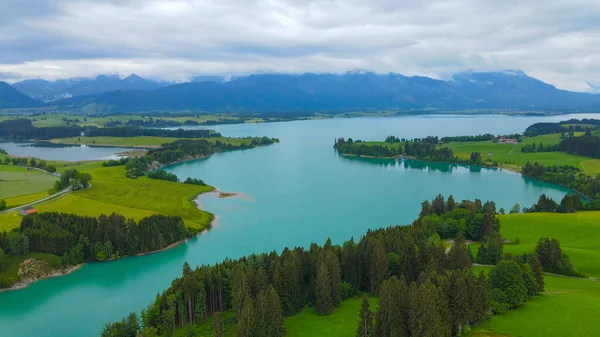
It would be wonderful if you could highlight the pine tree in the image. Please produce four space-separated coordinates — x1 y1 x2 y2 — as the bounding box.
409 280 450 337
529 253 545 292
315 261 333 315
281 253 302 315
374 276 409 337
254 290 268 337
341 238 359 289
357 294 374 337
233 266 250 319
446 195 457 211
253 267 269 296
370 240 389 294
447 235 472 270
470 271 490 324
238 295 255 337
325 251 342 307
213 311 223 337
195 288 207 323
448 269 473 334
266 285 286 337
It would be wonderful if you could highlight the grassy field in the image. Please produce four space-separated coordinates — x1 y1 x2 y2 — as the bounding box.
470 268 600 337
445 133 600 174
286 297 378 337
0 165 57 199
0 252 62 284
4 191 49 208
51 136 269 148
0 166 214 232
499 212 600 278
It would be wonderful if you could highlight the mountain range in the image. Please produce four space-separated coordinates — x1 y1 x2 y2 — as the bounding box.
12 74 165 102
2 70 600 113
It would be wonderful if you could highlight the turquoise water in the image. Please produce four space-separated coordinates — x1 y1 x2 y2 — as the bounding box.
0 142 135 161
0 114 593 337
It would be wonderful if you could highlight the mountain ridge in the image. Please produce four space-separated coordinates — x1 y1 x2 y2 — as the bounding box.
6 70 600 113
12 74 166 102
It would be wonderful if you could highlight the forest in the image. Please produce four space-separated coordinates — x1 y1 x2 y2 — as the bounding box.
440 134 495 143
0 212 195 287
558 133 600 158
0 118 223 140
521 161 600 199
0 119 81 140
85 127 221 139
333 137 456 162
524 118 600 136
20 212 190 261
102 196 551 337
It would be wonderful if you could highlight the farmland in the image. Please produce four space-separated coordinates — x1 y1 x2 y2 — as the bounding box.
0 165 56 199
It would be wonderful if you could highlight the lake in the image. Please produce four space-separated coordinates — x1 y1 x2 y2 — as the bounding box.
0 142 135 161
0 114 594 337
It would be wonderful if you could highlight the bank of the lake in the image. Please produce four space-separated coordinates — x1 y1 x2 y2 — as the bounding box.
1 114 600 337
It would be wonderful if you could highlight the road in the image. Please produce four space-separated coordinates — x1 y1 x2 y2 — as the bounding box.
0 166 66 215
0 186 72 215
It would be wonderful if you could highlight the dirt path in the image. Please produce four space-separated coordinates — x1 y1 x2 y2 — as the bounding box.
508 142 518 154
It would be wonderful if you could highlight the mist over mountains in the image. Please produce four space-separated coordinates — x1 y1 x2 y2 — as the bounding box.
12 74 166 102
3 70 600 113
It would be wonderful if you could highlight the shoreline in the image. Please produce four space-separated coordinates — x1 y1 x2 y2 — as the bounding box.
340 152 590 199
0 263 83 293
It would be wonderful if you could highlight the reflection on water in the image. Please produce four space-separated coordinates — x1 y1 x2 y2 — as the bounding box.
337 155 499 174
0 142 137 161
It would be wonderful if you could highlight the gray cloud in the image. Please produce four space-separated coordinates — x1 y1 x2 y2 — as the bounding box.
0 0 599 91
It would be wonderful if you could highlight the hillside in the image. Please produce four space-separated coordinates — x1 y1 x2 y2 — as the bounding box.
12 74 164 102
0 82 42 108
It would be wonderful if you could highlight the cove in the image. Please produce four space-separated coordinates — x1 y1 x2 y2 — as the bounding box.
0 114 596 337
0 142 135 161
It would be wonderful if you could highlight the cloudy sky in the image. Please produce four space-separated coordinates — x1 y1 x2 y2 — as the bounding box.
1 0 599 91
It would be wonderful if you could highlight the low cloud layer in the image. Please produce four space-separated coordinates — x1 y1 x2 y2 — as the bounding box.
1 0 599 91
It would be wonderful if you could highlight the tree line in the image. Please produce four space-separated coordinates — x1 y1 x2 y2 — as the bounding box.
520 142 559 153
440 134 495 143
0 119 81 140
19 212 193 262
102 196 548 337
521 161 600 199
1 154 57 173
334 137 456 162
558 133 600 158
116 137 278 179
85 127 221 139
524 119 600 136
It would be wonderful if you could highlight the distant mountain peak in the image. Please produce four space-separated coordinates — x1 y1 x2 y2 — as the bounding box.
13 73 164 102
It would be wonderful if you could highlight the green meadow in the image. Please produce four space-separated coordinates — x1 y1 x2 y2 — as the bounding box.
445 134 600 174
0 166 214 232
0 252 62 286
499 212 600 278
286 297 378 337
470 268 600 337
0 165 56 199
4 191 49 208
